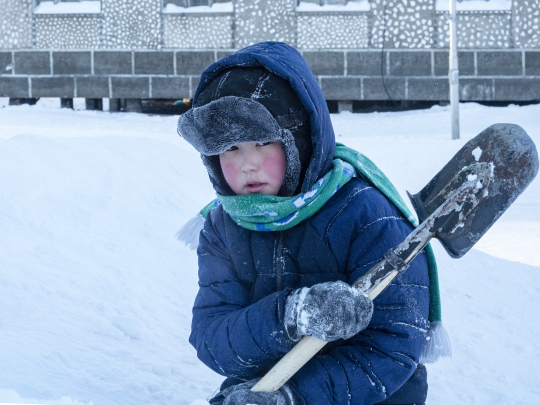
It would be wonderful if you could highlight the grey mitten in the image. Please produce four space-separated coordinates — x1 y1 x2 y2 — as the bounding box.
284 281 373 342
222 379 296 405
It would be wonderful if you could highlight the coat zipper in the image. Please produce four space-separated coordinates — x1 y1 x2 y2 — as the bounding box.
274 231 285 291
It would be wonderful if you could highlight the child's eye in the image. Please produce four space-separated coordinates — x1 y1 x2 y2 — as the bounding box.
225 145 238 152
256 142 271 147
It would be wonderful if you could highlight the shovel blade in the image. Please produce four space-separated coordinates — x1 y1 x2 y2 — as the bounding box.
408 123 539 258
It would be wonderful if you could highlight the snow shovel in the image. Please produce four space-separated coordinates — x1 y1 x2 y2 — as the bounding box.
252 123 539 392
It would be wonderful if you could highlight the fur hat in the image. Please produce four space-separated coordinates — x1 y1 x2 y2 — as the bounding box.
177 67 312 197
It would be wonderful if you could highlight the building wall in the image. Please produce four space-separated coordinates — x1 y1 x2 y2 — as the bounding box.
163 14 233 48
1 0 540 50
512 0 540 47
1 0 540 102
101 0 161 49
436 12 512 49
2 48 538 101
297 13 369 48
0 0 32 49
234 0 296 48
35 16 102 49
370 0 435 48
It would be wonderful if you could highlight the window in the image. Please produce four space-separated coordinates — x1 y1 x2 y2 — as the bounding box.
299 0 365 6
297 0 370 12
435 0 512 11
168 0 212 6
163 0 233 13
34 0 101 14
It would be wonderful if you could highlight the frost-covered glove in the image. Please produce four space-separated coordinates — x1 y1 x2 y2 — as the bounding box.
284 281 373 342
222 378 296 405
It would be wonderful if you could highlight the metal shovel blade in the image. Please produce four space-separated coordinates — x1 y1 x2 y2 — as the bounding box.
408 123 539 258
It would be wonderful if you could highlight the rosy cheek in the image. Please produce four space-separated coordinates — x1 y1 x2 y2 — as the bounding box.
219 157 243 193
262 150 286 184
220 160 237 182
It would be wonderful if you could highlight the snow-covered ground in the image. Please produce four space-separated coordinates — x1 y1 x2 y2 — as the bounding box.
0 98 539 404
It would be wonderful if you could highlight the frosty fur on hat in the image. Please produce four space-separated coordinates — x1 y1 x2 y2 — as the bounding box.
177 66 312 197
178 96 301 197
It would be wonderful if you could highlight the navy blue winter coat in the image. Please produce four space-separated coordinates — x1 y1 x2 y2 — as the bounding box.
189 42 430 405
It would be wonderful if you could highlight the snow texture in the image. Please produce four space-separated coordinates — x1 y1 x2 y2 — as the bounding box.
34 1 101 14
472 146 482 162
0 98 539 404
284 281 373 342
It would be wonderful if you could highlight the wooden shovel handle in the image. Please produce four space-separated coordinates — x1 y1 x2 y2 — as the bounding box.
251 270 399 392
253 163 485 392
251 335 327 392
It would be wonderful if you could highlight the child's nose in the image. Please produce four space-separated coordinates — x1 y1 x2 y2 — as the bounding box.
241 153 261 172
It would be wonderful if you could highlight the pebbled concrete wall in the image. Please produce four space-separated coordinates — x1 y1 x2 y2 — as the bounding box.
234 0 296 48
35 16 102 49
163 14 233 48
512 0 540 47
297 13 369 48
1 0 540 101
2 0 540 51
436 12 512 49
370 0 435 49
0 0 32 49
101 0 161 49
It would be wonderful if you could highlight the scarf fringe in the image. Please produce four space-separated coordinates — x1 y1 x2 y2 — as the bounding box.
175 214 205 250
420 321 452 364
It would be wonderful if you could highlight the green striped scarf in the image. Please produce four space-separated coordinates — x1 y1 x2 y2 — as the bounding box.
199 143 442 325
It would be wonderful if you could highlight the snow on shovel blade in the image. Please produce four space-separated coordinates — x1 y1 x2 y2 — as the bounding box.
408 123 539 258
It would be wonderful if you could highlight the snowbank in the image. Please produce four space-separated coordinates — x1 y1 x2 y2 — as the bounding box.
0 101 539 404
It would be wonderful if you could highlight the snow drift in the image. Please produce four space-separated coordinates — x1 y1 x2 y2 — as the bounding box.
0 100 539 404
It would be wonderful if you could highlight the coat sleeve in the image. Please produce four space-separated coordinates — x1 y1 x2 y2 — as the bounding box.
189 210 292 379
288 187 430 405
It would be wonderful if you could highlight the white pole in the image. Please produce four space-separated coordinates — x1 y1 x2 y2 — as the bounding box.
449 0 460 140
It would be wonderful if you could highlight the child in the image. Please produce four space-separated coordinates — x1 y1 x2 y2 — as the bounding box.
177 42 446 405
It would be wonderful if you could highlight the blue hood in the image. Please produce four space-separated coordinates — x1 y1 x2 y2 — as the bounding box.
193 41 336 193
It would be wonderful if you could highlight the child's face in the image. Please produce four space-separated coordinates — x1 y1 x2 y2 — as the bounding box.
219 141 286 195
